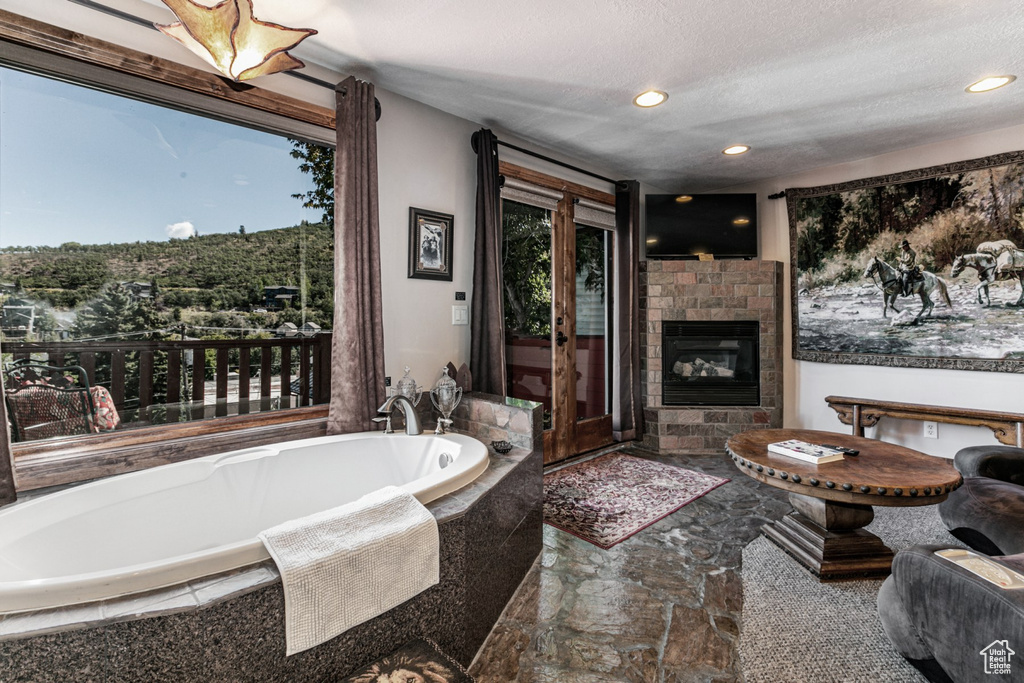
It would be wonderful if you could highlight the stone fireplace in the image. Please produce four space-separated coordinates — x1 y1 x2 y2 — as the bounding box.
641 260 783 453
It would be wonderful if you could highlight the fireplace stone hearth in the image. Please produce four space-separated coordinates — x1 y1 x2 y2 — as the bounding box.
641 260 783 453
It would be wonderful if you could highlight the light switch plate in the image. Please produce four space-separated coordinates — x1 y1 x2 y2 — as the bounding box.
452 305 469 325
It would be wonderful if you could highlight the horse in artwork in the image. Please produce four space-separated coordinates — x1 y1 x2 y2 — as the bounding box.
863 256 952 320
951 253 1024 306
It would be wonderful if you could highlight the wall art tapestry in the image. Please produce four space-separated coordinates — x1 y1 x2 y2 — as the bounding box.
787 149 1024 373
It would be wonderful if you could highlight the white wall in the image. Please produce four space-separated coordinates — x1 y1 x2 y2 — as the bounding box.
730 122 1024 457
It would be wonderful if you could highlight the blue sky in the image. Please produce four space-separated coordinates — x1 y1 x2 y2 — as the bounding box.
0 66 321 248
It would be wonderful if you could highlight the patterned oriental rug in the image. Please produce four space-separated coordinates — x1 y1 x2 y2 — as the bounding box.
543 452 729 549
740 506 963 683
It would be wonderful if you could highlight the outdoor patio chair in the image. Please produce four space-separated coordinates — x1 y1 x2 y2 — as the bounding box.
3 362 97 442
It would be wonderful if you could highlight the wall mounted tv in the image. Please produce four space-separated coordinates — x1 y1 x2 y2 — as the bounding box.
645 193 758 259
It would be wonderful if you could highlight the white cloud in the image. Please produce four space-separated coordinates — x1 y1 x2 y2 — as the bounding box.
166 221 196 239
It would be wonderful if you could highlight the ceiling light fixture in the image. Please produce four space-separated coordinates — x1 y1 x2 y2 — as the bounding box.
156 0 317 82
732 217 751 226
965 75 1016 93
633 90 668 108
675 195 693 203
722 145 751 156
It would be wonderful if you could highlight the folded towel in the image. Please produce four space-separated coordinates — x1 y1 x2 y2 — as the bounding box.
258 485 439 656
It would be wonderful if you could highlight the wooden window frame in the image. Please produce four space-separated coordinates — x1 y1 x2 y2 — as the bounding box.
0 10 337 491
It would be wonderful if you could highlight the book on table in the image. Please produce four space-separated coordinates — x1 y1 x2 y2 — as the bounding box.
766 440 845 464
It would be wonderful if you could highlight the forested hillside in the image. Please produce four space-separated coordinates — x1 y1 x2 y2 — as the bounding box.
0 222 334 326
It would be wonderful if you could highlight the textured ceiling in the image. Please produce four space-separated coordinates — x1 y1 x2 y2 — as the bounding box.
150 0 1024 190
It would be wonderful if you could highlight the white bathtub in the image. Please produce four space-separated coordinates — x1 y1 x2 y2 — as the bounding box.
0 431 489 614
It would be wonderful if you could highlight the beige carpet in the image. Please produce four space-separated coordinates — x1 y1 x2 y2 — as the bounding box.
740 506 963 683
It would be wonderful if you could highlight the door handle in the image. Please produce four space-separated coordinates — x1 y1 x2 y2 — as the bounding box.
556 331 568 347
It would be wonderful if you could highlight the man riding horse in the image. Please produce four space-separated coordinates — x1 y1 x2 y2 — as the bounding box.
898 239 923 296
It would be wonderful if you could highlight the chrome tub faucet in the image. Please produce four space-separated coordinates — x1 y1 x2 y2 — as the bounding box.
375 395 422 435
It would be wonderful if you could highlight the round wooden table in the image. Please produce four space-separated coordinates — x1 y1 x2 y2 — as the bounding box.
726 428 963 581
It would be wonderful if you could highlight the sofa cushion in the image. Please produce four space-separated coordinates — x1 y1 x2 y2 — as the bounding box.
938 476 1024 556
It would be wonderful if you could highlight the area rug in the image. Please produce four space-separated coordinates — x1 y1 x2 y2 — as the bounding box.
543 452 729 549
341 637 474 682
739 506 963 683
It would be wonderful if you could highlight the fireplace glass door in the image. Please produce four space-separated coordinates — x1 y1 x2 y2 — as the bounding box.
662 321 760 406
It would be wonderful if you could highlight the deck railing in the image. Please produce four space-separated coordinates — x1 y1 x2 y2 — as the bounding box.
3 334 332 428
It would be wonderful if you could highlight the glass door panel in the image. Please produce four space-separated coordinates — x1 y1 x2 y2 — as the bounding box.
574 224 612 420
501 200 553 430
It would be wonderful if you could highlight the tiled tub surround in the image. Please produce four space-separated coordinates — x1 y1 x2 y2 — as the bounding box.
641 260 784 453
0 396 543 682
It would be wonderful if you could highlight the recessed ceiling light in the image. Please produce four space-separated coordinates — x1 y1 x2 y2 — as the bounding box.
675 195 693 203
732 217 751 226
966 75 1016 93
646 237 658 244
634 90 668 108
723 145 751 155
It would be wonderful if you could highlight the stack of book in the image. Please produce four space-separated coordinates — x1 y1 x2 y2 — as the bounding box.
767 440 845 464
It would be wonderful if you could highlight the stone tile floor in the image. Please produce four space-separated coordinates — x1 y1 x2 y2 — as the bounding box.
468 446 792 683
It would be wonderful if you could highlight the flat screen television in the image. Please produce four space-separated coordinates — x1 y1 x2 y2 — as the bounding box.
645 193 758 259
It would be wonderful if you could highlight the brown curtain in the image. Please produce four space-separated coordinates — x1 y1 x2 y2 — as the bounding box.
469 129 507 396
326 77 387 434
613 180 642 441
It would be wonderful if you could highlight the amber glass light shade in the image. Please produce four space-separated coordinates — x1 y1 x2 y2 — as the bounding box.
156 0 317 82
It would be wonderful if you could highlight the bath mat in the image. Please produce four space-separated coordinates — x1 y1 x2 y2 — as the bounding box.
543 452 729 549
341 637 474 682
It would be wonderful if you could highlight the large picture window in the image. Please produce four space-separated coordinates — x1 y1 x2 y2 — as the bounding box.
0 65 335 448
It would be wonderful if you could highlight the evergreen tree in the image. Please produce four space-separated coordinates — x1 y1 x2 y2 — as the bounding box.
73 283 163 339
72 283 169 416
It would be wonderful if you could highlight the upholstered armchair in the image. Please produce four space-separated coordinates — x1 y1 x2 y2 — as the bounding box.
879 545 1024 683
879 446 1024 682
939 445 1024 556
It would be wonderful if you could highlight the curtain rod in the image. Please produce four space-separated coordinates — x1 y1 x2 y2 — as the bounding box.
495 139 617 185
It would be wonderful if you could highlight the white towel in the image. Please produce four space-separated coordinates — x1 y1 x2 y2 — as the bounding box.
258 485 439 656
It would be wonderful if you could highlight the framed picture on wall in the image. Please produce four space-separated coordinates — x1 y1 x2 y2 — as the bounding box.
786 149 1024 373
408 207 454 281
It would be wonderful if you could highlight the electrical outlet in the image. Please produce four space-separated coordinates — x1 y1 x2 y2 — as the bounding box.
384 376 391 387
923 421 938 439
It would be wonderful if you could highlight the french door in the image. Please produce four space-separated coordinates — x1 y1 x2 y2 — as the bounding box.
500 164 615 464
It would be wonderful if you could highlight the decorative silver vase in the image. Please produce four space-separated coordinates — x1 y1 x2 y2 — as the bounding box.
429 367 462 434
395 366 423 406
394 365 422 423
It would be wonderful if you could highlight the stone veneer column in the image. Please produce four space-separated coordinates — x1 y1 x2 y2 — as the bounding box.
640 260 784 453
